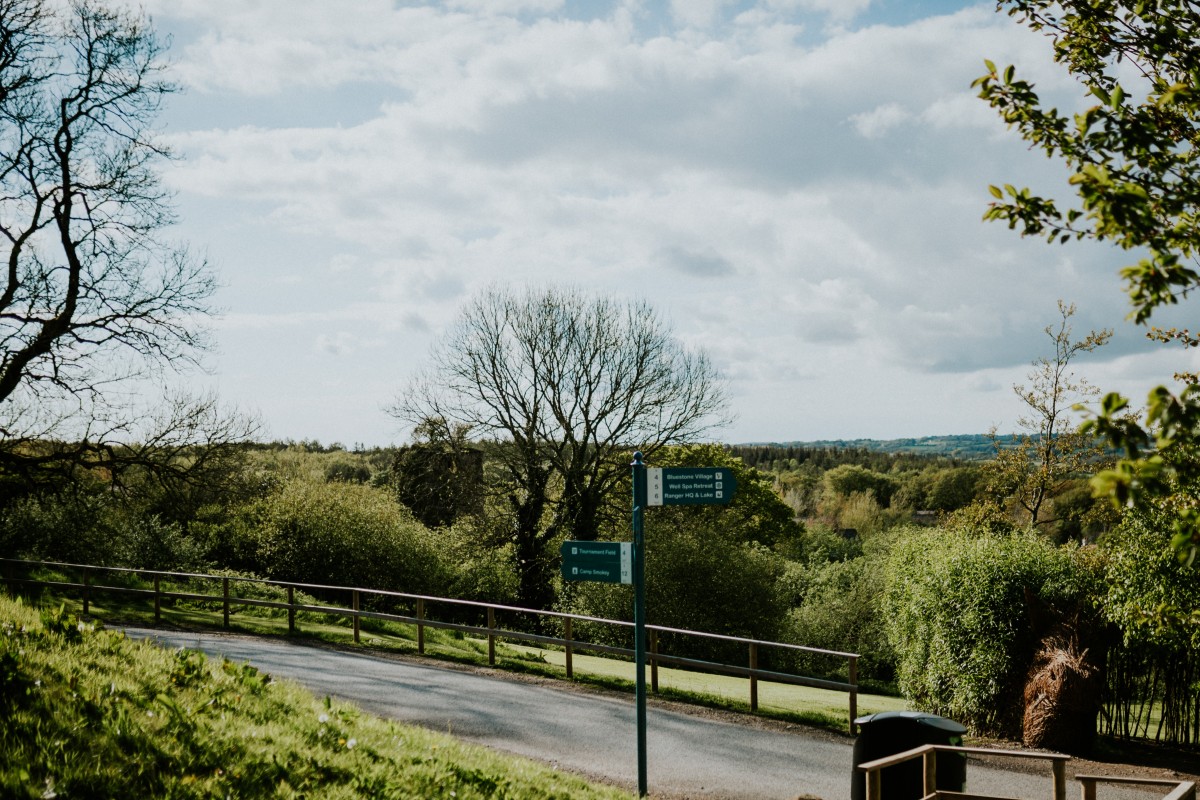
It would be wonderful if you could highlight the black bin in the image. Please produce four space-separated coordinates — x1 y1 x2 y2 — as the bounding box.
851 711 967 800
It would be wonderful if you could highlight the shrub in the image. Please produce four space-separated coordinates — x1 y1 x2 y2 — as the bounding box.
822 464 898 508
787 535 896 687
882 527 1103 736
437 518 520 605
566 512 791 662
240 479 450 596
1099 508 1200 744
0 493 207 570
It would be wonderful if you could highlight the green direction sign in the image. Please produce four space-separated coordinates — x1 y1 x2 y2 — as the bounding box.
645 467 736 506
560 540 632 585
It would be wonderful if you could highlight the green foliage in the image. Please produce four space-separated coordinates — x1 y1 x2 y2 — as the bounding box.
569 516 790 660
0 492 117 564
568 445 796 654
926 466 981 512
237 478 450 595
1087 388 1200 563
978 2 1200 560
0 492 208 571
435 518 520 605
883 527 1103 736
797 523 863 564
323 460 372 484
651 521 790 642
786 534 896 687
1104 507 1200 649
730 438 991 468
1100 506 1200 744
774 463 823 518
750 447 984 535
0 594 628 799
820 490 904 538
648 443 803 549
390 418 484 529
821 464 898 508
977 3 1200 319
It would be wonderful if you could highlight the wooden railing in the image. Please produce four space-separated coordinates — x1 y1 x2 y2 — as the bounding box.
858 744 1195 800
859 744 1069 800
0 558 862 732
1076 775 1196 800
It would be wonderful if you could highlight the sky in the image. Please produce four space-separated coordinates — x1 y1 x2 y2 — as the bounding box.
128 0 1199 447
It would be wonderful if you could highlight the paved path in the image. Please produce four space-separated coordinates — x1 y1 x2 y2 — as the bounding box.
125 628 1166 799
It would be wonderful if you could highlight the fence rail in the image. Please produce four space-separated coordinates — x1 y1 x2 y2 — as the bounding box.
0 558 861 733
858 745 1196 800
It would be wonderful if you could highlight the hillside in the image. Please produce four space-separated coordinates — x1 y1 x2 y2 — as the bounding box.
0 596 628 800
737 434 1003 461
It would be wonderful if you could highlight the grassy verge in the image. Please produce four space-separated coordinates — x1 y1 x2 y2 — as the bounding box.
13 576 906 733
502 643 907 725
0 594 632 799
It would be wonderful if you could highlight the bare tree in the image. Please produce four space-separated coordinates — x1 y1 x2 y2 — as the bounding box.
391 286 730 611
0 1 247 488
984 301 1113 531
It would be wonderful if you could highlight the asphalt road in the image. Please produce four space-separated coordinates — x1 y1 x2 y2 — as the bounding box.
124 628 1168 799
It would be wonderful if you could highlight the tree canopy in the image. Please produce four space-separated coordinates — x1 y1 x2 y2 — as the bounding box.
391 285 729 610
0 0 250 492
977 1 1200 560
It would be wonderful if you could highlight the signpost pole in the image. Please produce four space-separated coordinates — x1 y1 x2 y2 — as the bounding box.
631 451 648 798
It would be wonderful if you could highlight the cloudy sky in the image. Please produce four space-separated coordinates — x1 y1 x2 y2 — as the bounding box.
133 0 1195 447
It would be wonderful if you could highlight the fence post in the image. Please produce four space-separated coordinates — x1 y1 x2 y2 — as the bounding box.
1052 758 1066 800
222 576 230 629
650 629 659 694
82 566 90 615
749 642 759 712
287 585 296 634
564 617 573 679
849 655 859 735
352 590 360 643
154 575 161 624
1080 778 1097 800
487 607 496 666
923 748 937 798
417 599 425 655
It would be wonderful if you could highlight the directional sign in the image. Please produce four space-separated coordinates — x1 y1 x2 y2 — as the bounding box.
560 540 632 584
645 467 736 506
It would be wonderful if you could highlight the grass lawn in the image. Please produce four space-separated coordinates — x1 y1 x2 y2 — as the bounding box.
502 642 907 724
0 594 634 799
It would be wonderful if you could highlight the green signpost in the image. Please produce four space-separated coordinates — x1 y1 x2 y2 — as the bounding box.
560 541 632 585
630 453 735 798
645 467 736 506
557 455 737 797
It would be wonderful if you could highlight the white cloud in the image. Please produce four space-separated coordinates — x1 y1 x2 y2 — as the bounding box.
142 0 1157 444
850 102 910 138
447 0 565 13
670 0 724 29
765 0 873 24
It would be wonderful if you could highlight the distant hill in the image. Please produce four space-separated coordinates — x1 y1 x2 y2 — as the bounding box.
736 434 1008 462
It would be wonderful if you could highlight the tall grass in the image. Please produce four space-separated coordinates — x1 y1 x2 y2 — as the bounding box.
0 594 630 799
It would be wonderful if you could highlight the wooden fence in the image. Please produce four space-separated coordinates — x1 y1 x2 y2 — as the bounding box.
0 558 862 733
